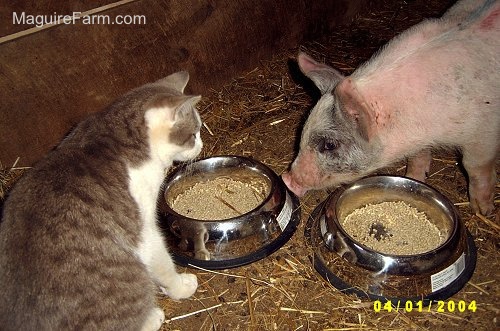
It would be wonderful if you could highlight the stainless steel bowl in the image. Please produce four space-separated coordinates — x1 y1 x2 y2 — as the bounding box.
159 156 300 269
305 175 476 303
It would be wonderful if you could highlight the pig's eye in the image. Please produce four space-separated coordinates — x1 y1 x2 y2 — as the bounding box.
317 138 338 153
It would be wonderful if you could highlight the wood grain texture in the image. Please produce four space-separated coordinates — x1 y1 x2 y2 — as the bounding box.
0 0 366 166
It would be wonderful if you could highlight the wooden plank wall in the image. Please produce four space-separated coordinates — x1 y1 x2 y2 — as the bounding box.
0 0 366 167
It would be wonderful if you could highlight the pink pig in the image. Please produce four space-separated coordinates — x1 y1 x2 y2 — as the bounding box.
283 0 499 215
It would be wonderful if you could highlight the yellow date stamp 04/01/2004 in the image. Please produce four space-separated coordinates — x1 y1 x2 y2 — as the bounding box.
373 300 477 313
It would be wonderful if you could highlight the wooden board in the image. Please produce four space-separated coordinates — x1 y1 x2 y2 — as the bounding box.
0 0 366 167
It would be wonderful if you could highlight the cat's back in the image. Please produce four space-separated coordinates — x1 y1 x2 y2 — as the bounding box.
0 94 148 250
0 85 158 330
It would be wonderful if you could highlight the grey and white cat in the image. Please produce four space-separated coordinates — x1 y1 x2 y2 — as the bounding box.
0 71 202 330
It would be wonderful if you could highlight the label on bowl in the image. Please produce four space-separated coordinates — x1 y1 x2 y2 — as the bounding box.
276 192 293 231
430 253 466 292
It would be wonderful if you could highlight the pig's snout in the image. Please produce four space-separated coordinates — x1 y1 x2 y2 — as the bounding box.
283 149 323 197
282 171 309 197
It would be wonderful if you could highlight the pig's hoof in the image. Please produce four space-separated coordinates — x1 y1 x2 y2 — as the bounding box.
470 198 495 217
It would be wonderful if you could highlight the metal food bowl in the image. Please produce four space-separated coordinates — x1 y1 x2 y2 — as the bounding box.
305 175 476 304
159 156 300 269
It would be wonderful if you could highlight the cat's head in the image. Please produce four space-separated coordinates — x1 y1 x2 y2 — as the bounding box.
144 71 203 165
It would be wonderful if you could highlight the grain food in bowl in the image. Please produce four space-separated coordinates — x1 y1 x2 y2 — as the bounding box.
341 201 445 255
170 176 270 220
160 156 302 269
306 176 477 303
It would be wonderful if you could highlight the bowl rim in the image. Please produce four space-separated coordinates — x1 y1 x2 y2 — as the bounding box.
304 185 477 303
158 155 301 269
162 155 278 223
327 175 460 258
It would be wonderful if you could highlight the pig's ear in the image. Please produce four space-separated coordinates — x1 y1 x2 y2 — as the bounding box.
336 78 376 141
297 52 344 94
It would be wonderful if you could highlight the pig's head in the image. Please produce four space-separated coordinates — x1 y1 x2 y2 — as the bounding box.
283 52 381 197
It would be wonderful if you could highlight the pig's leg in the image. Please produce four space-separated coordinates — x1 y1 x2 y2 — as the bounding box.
462 147 497 216
405 149 432 182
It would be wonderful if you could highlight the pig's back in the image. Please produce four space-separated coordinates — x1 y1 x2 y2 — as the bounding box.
352 0 499 155
456 0 500 28
442 0 496 23
354 0 499 81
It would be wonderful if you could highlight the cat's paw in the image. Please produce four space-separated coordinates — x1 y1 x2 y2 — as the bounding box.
194 248 211 260
141 307 165 331
161 273 198 300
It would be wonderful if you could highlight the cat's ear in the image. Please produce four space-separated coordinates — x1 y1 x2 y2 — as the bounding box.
156 71 190 93
171 95 202 123
145 94 201 123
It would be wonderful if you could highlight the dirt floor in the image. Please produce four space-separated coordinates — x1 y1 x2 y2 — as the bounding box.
1 0 498 330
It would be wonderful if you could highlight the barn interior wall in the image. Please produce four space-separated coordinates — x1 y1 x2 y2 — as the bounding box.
0 0 367 167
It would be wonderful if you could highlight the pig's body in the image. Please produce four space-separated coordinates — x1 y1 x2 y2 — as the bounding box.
283 0 499 215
